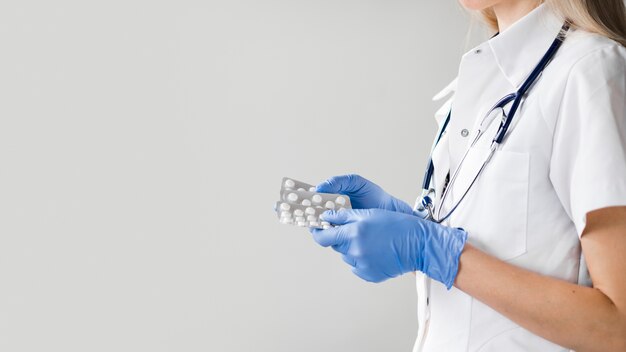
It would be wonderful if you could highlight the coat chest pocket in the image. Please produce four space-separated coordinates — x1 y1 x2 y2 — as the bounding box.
451 147 530 261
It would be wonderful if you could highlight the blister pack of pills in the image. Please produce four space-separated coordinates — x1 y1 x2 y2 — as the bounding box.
275 202 331 228
282 178 317 192
275 177 352 229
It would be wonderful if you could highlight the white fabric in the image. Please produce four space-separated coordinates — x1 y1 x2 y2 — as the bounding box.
414 4 626 352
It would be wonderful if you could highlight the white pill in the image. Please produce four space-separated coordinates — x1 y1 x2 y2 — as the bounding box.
323 225 331 230
305 207 316 215
280 203 291 211
284 179 295 188
336 197 347 206
301 199 312 206
294 209 304 216
280 218 293 224
287 193 298 202
295 216 306 222
321 221 330 226
312 194 323 204
325 201 336 210
280 211 292 218
297 221 307 227
297 188 305 191
307 215 317 221
309 187 316 192
310 222 320 227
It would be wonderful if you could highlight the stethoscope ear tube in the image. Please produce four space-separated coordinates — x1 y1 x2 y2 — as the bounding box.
494 23 570 144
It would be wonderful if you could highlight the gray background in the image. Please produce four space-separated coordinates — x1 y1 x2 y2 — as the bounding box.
0 1 484 351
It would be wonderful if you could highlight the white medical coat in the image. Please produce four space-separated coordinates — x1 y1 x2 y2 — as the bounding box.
414 4 626 351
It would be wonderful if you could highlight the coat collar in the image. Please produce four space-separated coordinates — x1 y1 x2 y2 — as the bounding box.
487 4 566 88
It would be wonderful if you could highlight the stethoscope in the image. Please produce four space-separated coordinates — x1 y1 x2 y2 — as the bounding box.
417 23 570 223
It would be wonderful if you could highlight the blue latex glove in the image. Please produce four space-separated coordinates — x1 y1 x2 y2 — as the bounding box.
316 174 416 215
310 208 467 288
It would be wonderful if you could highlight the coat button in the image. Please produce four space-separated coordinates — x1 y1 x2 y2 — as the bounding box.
461 129 469 137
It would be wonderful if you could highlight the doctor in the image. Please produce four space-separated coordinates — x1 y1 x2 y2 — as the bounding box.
309 0 626 351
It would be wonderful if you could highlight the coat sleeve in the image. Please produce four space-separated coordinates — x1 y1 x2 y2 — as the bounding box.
549 44 626 237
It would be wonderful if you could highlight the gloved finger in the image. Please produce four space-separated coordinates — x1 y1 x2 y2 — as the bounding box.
320 209 360 225
341 254 356 267
331 242 349 255
315 174 366 194
351 267 386 284
310 226 346 248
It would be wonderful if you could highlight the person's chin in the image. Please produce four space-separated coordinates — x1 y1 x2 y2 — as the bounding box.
458 0 496 11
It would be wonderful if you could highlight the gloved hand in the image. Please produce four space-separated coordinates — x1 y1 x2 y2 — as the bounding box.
310 208 467 288
316 174 416 215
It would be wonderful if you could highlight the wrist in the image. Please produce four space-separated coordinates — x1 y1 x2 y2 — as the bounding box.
443 227 468 289
419 224 468 290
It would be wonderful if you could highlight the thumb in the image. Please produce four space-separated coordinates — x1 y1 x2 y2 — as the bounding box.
316 174 366 194
320 209 360 225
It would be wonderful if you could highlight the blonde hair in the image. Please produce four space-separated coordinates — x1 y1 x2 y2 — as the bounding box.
480 0 626 47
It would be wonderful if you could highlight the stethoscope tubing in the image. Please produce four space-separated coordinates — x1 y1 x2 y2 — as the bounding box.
419 22 570 223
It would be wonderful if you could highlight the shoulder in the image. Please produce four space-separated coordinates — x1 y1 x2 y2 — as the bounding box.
537 31 625 130
558 30 625 86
